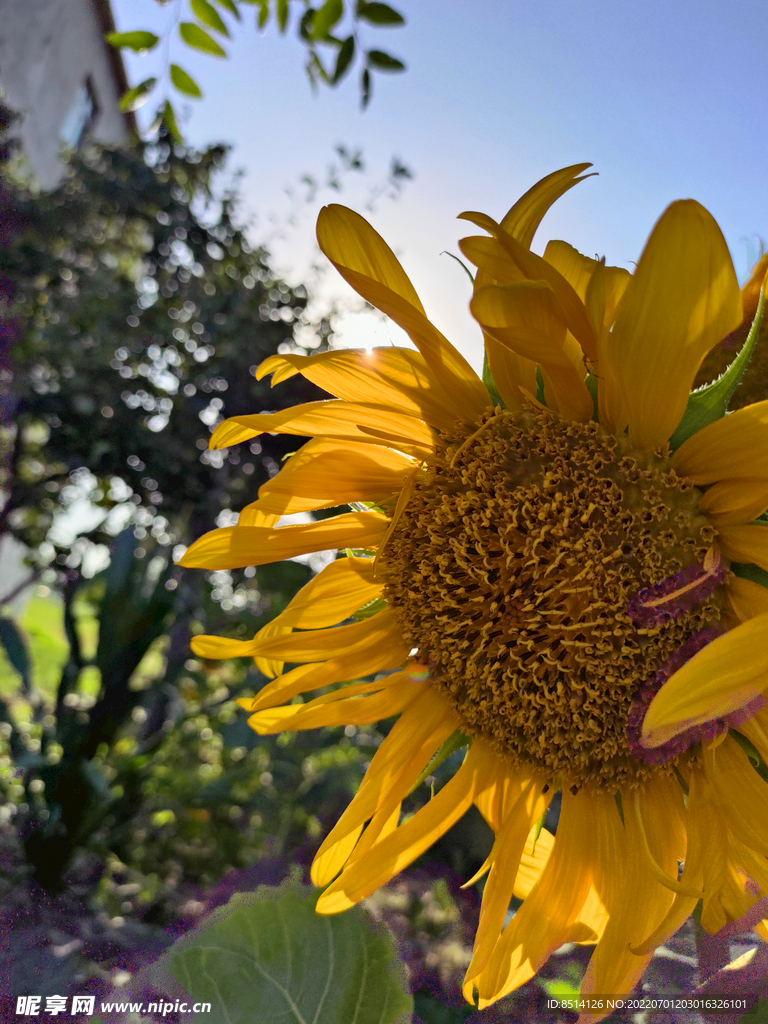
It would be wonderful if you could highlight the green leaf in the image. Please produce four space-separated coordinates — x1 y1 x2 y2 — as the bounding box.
119 77 157 112
213 0 241 18
256 0 270 28
179 22 228 56
361 66 372 107
312 0 344 39
740 997 768 1022
105 30 160 52
276 0 289 31
170 64 203 98
669 281 766 450
161 100 183 146
190 0 231 36
0 617 31 693
366 48 405 71
356 2 405 26
167 886 413 1024
332 35 355 82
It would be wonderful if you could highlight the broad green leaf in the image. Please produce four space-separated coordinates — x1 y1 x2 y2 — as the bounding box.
167 886 413 1024
170 64 203 98
669 282 766 450
179 22 227 56
366 48 405 71
356 2 405 26
276 0 289 31
332 35 355 82
119 77 157 112
190 0 231 37
740 997 768 1023
105 30 160 52
0 617 31 693
361 65 372 107
213 0 241 18
312 0 344 39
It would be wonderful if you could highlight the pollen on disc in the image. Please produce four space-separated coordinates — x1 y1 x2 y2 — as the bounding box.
380 409 729 791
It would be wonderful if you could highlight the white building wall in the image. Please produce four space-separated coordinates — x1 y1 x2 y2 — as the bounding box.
0 0 132 188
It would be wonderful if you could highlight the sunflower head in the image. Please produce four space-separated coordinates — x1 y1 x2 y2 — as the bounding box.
180 165 768 1019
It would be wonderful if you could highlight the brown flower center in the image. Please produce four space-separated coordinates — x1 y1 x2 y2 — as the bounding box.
381 409 728 791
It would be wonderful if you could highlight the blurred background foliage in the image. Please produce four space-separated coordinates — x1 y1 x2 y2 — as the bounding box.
0 105 492 1024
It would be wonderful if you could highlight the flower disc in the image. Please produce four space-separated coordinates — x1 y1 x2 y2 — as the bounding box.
382 409 727 790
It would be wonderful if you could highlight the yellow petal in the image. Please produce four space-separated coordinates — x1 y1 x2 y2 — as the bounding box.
717 524 768 571
268 555 379 630
610 199 742 450
192 607 403 662
311 826 364 889
246 636 409 711
512 825 555 900
313 688 460 866
698 477 768 526
249 555 380 678
317 741 497 913
317 205 489 422
498 163 596 249
178 510 387 570
630 767 707 954
248 672 423 733
704 734 768 856
642 614 768 747
256 347 463 432
471 281 593 421
255 438 416 515
237 506 280 528
582 776 685 1002
460 210 598 365
482 336 533 413
727 576 768 622
465 778 550 982
209 400 436 457
672 400 768 484
469 789 595 1007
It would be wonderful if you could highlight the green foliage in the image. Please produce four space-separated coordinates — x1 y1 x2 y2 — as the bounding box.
170 64 203 98
108 0 407 132
119 77 158 112
179 21 228 56
161 885 412 1024
741 997 768 1022
0 137 335 888
106 30 160 53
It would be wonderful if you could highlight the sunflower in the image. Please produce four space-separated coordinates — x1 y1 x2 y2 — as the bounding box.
180 164 768 1020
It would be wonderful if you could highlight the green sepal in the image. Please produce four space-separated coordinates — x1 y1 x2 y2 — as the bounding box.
730 729 768 784
613 790 624 825
410 728 470 794
669 281 766 451
535 365 546 405
732 560 768 591
481 349 503 408
672 764 689 796
531 807 546 854
352 596 388 620
585 370 599 420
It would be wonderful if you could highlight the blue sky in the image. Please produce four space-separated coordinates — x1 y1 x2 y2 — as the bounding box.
112 0 768 370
